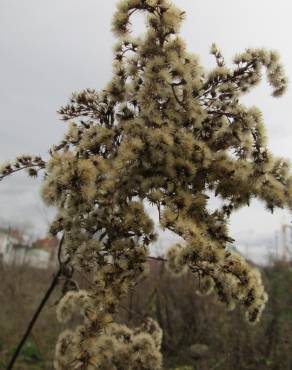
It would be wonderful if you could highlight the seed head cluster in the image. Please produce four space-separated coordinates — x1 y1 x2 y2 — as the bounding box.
1 0 291 369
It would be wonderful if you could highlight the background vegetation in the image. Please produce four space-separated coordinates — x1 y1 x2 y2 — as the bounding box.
1 258 292 370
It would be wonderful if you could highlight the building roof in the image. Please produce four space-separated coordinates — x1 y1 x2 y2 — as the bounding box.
32 236 59 251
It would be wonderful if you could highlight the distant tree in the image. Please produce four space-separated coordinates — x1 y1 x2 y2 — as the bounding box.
1 0 291 369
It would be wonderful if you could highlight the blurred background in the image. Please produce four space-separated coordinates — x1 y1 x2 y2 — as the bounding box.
1 1 292 369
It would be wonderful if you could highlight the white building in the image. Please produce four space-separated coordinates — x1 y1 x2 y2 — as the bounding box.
0 228 25 265
0 228 57 269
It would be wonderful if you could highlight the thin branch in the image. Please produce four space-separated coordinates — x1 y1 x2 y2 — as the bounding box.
6 268 62 370
57 233 65 265
170 84 186 110
0 164 45 182
206 109 263 153
206 109 236 118
195 60 256 99
98 230 107 242
147 256 167 262
6 235 65 370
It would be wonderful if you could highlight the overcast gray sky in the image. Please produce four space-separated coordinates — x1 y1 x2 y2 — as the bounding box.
1 0 292 261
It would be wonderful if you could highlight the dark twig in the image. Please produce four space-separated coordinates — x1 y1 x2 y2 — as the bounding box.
6 268 62 370
170 84 186 109
147 256 167 262
6 235 66 370
57 233 65 265
0 164 45 182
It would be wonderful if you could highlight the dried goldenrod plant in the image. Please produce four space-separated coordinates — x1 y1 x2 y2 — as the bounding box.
2 0 292 369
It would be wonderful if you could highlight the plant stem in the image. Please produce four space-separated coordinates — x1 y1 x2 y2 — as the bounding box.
6 267 62 370
6 235 65 370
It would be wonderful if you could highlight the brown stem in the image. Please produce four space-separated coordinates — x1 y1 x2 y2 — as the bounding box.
147 256 167 262
6 235 65 370
0 164 45 182
6 267 62 370
170 84 186 109
57 234 65 265
196 60 256 99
